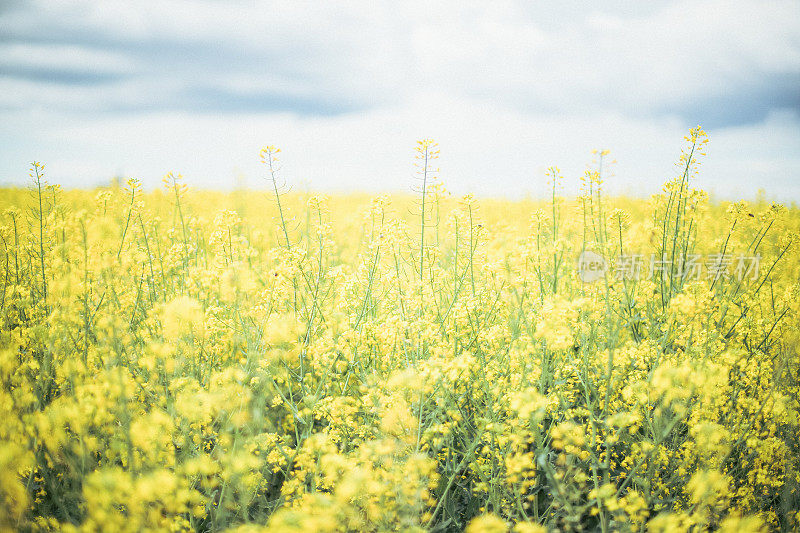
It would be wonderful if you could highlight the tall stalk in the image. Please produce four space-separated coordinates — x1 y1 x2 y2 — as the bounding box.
31 162 49 312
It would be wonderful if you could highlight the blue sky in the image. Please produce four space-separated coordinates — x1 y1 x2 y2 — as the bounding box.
1 0 799 200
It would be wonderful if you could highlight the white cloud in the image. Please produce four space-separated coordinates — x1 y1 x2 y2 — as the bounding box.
0 75 189 112
3 0 798 116
0 43 140 74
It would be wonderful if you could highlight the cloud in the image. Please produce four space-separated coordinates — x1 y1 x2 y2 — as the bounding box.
0 43 140 75
2 0 798 120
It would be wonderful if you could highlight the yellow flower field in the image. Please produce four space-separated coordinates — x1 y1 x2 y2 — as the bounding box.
1 129 798 532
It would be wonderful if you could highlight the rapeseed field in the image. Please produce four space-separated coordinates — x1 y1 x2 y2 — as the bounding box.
1 128 798 532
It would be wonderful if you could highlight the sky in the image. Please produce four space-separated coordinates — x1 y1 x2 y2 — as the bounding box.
1 0 799 200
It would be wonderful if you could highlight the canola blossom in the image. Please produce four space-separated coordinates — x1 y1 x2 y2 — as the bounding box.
0 130 798 532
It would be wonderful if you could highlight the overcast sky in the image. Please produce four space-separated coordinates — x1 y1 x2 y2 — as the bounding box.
1 0 799 200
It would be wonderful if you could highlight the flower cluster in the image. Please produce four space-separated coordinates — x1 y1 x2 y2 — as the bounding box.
0 132 798 531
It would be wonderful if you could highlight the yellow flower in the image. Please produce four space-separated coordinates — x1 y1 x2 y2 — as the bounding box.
161 295 203 339
466 513 508 533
